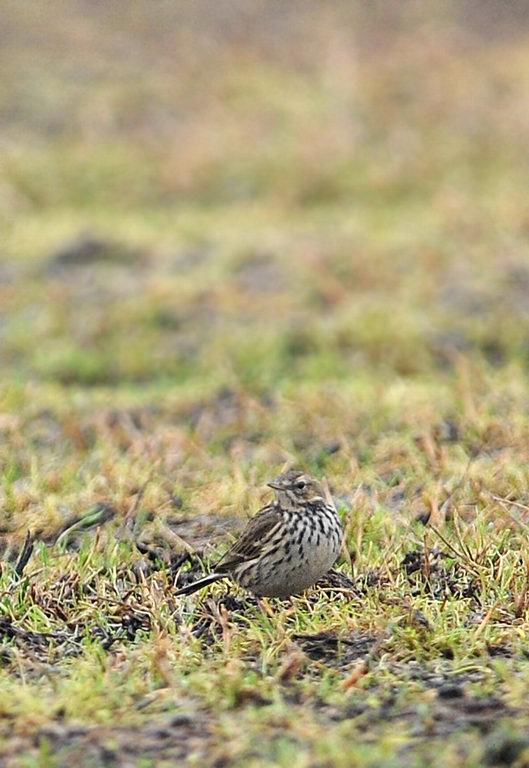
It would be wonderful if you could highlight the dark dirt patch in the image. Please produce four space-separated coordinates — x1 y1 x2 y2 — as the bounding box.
482 730 529 766
1 713 215 768
348 693 515 745
326 659 517 744
294 630 378 668
401 547 480 600
180 386 273 432
374 685 515 740
424 692 512 737
44 234 141 274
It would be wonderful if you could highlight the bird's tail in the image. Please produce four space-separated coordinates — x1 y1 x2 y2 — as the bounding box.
174 572 228 597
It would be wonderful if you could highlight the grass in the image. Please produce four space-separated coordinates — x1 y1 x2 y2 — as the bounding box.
2 1 529 765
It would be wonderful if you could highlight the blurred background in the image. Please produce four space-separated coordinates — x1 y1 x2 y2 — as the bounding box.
2 0 529 392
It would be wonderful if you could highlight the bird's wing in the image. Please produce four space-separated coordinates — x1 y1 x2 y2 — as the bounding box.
215 504 283 571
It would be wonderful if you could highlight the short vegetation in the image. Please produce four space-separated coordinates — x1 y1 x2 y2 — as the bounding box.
2 2 529 765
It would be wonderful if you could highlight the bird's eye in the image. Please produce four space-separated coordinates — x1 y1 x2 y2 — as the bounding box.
296 480 306 490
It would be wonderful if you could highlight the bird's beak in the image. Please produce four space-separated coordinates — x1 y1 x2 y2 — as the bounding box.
267 482 282 490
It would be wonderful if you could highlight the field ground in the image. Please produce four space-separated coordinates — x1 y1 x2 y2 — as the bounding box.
3 2 529 765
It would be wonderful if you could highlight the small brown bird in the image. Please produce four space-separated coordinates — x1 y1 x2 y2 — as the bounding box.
175 470 343 598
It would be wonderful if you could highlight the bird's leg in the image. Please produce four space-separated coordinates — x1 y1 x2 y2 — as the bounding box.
257 597 274 617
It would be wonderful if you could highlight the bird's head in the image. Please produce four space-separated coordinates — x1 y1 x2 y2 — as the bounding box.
267 470 325 505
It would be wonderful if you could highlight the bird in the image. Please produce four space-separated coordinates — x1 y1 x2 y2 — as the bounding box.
174 469 343 599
